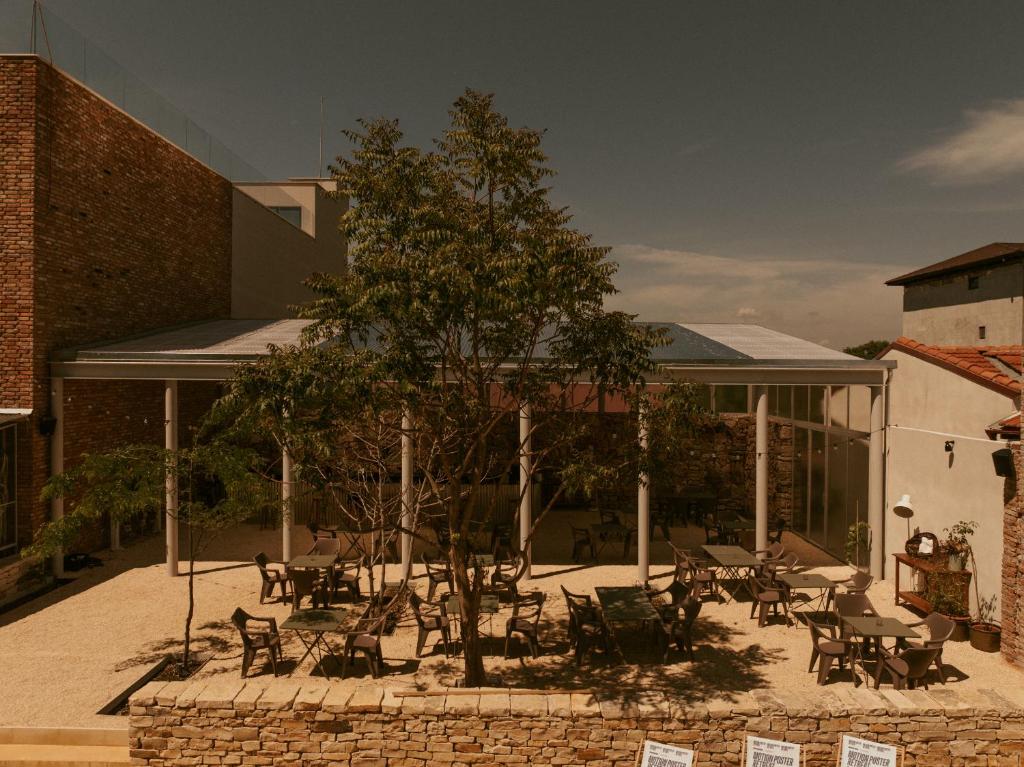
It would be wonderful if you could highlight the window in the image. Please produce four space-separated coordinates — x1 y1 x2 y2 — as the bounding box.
269 206 302 228
713 385 749 414
0 426 15 555
968 275 980 290
979 326 987 340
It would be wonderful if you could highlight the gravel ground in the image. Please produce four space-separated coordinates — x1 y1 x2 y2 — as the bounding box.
0 513 1020 728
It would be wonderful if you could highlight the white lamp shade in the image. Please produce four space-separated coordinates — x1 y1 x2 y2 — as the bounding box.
893 493 914 518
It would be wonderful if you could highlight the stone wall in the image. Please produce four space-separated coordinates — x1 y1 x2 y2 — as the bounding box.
129 680 1024 767
1001 442 1023 668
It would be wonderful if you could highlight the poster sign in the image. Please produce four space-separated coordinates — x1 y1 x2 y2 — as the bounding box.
840 735 899 767
637 740 695 767
745 736 801 767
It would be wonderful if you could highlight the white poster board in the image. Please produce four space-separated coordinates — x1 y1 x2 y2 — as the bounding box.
637 739 695 767
745 736 801 767
839 735 899 767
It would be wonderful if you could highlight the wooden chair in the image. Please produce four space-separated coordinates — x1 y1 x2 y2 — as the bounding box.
231 607 283 678
569 524 596 563
901 613 955 684
288 567 328 611
874 646 942 690
748 574 789 627
504 591 545 659
421 554 454 602
806 617 852 685
408 592 452 657
254 552 290 604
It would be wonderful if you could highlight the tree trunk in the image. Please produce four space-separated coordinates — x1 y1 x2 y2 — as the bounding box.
183 523 194 672
452 546 486 687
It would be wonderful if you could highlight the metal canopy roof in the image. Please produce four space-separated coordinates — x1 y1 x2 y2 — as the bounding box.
51 318 892 385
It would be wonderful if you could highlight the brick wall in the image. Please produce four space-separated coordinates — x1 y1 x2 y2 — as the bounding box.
0 56 232 558
128 680 1024 767
1001 442 1023 667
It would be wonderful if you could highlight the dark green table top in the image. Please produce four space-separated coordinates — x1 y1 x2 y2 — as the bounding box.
776 572 836 589
288 554 337 569
281 608 348 633
702 545 760 568
842 616 919 640
595 586 659 622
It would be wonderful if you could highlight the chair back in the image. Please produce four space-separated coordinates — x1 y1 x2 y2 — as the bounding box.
289 568 320 598
747 574 764 598
901 646 942 680
848 570 873 593
834 593 875 619
231 607 255 650
513 592 546 624
807 617 835 647
569 524 591 542
599 509 621 526
923 612 956 645
665 579 691 608
408 592 432 628
422 553 451 578
253 553 273 582
309 537 341 557
764 542 785 560
776 552 799 572
681 595 702 627
336 556 362 575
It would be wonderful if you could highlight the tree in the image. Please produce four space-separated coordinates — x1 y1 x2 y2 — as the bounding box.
221 90 660 686
27 438 264 674
843 340 889 360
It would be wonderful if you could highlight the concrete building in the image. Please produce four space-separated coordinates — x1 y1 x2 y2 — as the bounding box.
886 242 1024 346
0 54 346 605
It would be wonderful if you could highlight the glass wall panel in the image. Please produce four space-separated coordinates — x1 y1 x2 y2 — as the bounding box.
849 386 872 433
826 436 848 557
791 428 808 536
768 386 778 416
810 386 826 424
847 438 870 566
809 430 826 547
793 386 808 422
714 385 748 414
829 386 849 429
777 385 792 419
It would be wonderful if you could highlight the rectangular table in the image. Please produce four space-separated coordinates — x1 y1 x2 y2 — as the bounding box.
842 616 920 686
595 586 660 622
281 607 349 676
702 545 761 601
590 523 636 561
289 554 338 570
776 572 836 614
444 593 501 646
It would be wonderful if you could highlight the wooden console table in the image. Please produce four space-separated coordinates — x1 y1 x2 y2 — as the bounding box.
893 552 971 613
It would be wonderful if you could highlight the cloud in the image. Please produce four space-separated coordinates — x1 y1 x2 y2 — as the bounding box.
899 99 1024 184
605 244 901 350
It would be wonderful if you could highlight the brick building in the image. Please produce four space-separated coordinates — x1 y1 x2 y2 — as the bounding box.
0 55 346 604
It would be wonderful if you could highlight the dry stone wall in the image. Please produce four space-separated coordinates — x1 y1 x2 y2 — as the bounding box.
129 680 1024 767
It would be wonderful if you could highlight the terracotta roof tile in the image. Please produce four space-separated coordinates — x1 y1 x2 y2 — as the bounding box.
887 337 1022 397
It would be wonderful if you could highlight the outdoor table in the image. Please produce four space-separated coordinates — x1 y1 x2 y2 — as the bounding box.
702 545 761 602
281 607 349 676
590 523 636 561
288 554 338 571
444 593 501 645
841 616 920 687
468 553 495 567
776 572 836 615
595 586 662 662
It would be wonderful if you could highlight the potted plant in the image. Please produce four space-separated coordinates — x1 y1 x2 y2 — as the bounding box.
844 521 871 569
926 573 971 641
942 520 978 571
970 596 1001 653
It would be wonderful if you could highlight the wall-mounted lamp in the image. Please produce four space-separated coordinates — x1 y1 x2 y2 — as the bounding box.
944 440 955 453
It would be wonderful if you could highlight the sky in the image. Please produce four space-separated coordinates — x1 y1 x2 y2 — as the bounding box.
4 2 1024 348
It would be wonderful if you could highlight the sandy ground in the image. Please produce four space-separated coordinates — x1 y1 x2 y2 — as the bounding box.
0 511 1021 729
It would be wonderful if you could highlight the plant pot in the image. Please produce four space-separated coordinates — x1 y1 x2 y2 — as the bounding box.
969 622 1001 652
941 614 971 642
948 553 963 571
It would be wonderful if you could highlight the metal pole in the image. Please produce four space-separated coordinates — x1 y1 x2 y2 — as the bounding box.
868 386 885 579
49 377 64 578
755 386 769 554
519 402 532 579
164 380 179 577
637 401 650 584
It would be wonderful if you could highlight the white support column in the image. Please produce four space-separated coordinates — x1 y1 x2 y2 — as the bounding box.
401 411 414 582
868 385 885 579
164 380 179 577
637 402 650 585
281 446 293 562
519 402 532 580
755 386 769 554
50 377 64 579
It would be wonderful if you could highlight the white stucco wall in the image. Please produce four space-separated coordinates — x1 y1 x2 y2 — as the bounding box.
883 348 1018 616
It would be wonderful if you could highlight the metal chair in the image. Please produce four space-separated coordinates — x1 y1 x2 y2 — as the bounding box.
253 552 290 604
421 553 454 602
504 591 545 658
231 607 283 677
569 524 596 563
408 592 452 657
